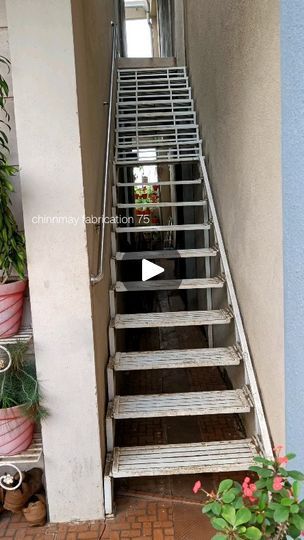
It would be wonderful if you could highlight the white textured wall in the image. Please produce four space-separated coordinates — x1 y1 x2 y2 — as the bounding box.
184 0 284 444
6 0 104 522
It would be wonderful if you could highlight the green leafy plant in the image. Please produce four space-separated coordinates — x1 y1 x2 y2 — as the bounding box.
0 342 47 422
193 446 304 539
0 55 26 284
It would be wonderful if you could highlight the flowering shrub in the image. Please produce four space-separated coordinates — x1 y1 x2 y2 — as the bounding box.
193 446 304 539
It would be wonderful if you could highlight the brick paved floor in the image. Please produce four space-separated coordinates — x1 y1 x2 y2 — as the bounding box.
0 493 214 539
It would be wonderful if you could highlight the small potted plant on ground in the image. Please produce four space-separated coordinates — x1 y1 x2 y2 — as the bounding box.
193 446 304 539
0 55 27 338
0 342 47 455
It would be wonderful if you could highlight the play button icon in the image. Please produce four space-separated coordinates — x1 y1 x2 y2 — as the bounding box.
142 259 164 282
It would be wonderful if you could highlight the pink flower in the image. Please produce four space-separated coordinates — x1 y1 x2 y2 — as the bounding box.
273 445 284 456
242 477 257 503
277 456 289 466
273 476 284 491
192 480 202 494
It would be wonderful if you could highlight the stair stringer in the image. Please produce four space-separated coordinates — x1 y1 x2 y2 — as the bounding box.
199 155 273 458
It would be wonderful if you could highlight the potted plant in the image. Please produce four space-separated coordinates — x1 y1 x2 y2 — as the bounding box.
193 446 304 539
0 55 27 338
0 342 47 455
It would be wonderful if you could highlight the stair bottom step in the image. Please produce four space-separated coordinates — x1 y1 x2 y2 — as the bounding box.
108 439 258 478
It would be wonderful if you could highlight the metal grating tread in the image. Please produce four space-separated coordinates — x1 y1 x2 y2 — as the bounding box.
110 346 242 371
115 247 218 260
0 433 42 464
116 200 206 209
116 67 201 165
115 179 201 187
114 277 225 292
0 327 33 346
110 389 251 420
112 309 233 329
108 439 258 477
115 223 210 234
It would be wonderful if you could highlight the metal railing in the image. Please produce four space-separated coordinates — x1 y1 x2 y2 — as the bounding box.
91 22 118 284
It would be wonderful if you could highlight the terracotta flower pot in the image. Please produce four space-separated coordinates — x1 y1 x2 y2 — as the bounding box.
23 493 47 526
0 279 27 338
0 405 34 456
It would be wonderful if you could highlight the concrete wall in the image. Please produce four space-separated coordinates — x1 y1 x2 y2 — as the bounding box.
183 0 284 444
6 0 106 522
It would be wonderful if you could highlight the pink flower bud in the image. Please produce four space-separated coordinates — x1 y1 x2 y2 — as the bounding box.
192 480 202 494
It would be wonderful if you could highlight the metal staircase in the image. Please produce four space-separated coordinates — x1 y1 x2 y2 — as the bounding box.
104 66 272 515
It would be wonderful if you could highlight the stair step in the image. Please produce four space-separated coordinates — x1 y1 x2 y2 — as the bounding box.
117 123 197 133
115 223 210 234
109 388 251 420
117 98 193 106
119 81 189 89
119 110 194 119
107 439 258 478
117 138 200 150
116 179 201 187
112 309 233 329
115 247 218 260
114 277 225 292
118 67 187 75
115 153 200 167
116 200 206 209
110 346 242 371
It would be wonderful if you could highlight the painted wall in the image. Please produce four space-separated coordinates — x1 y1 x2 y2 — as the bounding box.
71 0 116 466
281 0 304 468
183 0 284 444
6 0 105 522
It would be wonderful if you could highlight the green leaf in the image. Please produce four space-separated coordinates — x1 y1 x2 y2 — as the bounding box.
211 501 222 516
290 504 299 514
289 471 304 481
222 490 236 504
286 453 296 460
221 506 235 526
273 506 289 523
287 524 302 539
291 513 304 530
202 502 214 514
211 517 227 531
218 479 233 494
234 496 244 509
250 466 273 478
235 508 252 526
212 535 227 540
255 479 267 489
293 481 300 498
281 498 293 506
256 513 264 525
254 456 275 467
258 492 268 510
245 526 262 539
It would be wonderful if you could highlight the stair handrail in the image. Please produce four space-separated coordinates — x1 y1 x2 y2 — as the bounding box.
200 156 273 458
91 21 118 284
